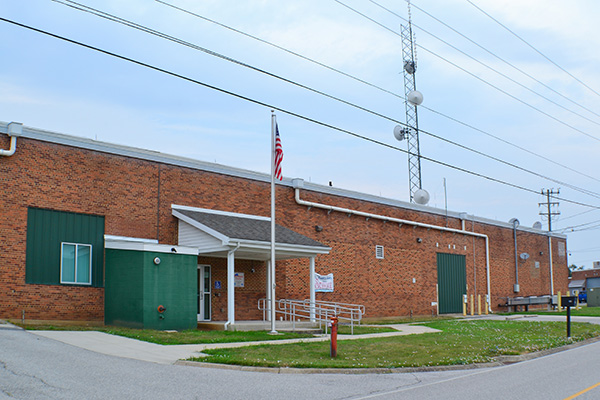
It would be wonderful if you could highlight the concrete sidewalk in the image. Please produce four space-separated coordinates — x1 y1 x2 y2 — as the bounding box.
21 315 600 366
28 323 440 365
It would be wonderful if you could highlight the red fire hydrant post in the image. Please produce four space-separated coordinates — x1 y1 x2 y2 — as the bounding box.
330 316 338 358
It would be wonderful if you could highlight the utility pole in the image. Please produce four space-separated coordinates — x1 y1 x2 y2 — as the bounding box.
539 188 560 231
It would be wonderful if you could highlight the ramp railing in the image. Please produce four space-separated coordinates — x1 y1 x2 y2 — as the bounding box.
258 298 365 334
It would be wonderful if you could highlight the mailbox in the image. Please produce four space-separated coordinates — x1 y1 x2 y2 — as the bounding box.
561 296 576 307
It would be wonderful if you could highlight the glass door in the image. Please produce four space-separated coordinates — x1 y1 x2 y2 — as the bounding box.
197 265 211 321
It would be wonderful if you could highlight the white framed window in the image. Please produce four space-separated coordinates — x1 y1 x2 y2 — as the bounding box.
60 242 92 285
375 245 384 259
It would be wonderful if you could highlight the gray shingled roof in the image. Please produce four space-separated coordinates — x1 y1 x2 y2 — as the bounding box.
176 209 327 248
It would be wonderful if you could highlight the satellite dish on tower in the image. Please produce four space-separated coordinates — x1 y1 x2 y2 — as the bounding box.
393 125 406 141
413 188 430 205
533 221 542 229
407 90 423 106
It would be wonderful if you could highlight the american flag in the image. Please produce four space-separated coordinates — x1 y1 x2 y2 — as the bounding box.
274 124 283 180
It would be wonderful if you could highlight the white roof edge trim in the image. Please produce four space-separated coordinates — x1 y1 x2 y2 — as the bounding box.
195 245 231 254
230 239 331 254
172 204 270 221
293 180 567 238
1 121 565 239
104 235 158 244
105 241 198 255
172 209 230 244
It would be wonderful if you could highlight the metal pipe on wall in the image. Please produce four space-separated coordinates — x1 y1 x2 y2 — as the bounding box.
292 181 493 312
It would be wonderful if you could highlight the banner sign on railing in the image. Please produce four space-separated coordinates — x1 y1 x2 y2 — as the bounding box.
315 273 334 292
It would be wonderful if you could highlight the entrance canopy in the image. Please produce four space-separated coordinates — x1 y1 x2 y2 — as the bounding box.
172 204 331 259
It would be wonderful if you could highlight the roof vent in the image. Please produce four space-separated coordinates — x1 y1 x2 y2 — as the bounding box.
375 245 384 259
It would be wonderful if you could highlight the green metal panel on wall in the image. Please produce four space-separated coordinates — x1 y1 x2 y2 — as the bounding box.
437 253 467 314
104 250 145 328
105 249 197 331
25 207 105 286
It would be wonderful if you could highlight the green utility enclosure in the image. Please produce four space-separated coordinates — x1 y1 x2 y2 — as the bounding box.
104 242 198 330
587 287 600 308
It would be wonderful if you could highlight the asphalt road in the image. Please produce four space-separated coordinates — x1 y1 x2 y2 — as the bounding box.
1 323 599 400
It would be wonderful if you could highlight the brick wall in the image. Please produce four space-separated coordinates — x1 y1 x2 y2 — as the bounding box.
572 269 600 281
0 136 569 322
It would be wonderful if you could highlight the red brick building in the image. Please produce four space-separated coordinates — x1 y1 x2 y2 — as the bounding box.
0 121 569 326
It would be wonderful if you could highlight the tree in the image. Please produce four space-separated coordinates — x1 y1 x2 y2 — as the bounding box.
568 264 584 277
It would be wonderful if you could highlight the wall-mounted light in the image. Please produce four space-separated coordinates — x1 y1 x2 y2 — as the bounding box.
251 268 256 273
539 251 544 255
416 238 423 243
315 225 323 232
153 257 161 265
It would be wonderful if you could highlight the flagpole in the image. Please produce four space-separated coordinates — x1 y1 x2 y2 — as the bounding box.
270 111 278 334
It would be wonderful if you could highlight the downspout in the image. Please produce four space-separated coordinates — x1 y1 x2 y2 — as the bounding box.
292 180 493 312
0 122 23 157
510 218 520 293
224 242 241 331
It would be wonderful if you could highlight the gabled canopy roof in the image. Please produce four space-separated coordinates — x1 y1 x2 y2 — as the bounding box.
172 205 330 260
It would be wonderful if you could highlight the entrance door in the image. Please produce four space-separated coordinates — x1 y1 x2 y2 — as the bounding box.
437 253 467 314
197 265 211 321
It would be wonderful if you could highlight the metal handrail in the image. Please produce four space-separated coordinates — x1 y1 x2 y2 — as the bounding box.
258 298 365 334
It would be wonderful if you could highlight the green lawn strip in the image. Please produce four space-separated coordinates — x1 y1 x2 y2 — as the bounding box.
501 305 600 318
192 320 600 368
334 325 397 335
16 324 315 345
364 315 458 325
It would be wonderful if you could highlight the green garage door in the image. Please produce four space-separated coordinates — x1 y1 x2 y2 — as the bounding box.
437 253 467 314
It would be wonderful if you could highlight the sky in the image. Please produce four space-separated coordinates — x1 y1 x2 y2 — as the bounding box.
1 0 600 268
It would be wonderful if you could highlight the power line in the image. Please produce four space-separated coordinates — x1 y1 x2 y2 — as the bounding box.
334 0 600 144
420 105 600 184
154 0 399 101
5 15 600 211
366 0 600 128
559 219 600 232
555 207 600 223
50 0 600 201
566 223 600 233
401 0 600 122
155 0 600 185
466 0 600 99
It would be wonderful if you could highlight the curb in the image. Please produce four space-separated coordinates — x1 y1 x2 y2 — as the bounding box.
174 360 503 374
174 335 600 374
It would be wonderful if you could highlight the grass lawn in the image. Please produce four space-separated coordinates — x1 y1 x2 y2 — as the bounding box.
192 320 600 368
335 325 397 335
365 315 457 325
501 305 600 317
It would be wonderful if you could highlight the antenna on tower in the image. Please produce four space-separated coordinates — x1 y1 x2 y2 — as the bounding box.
394 0 428 205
